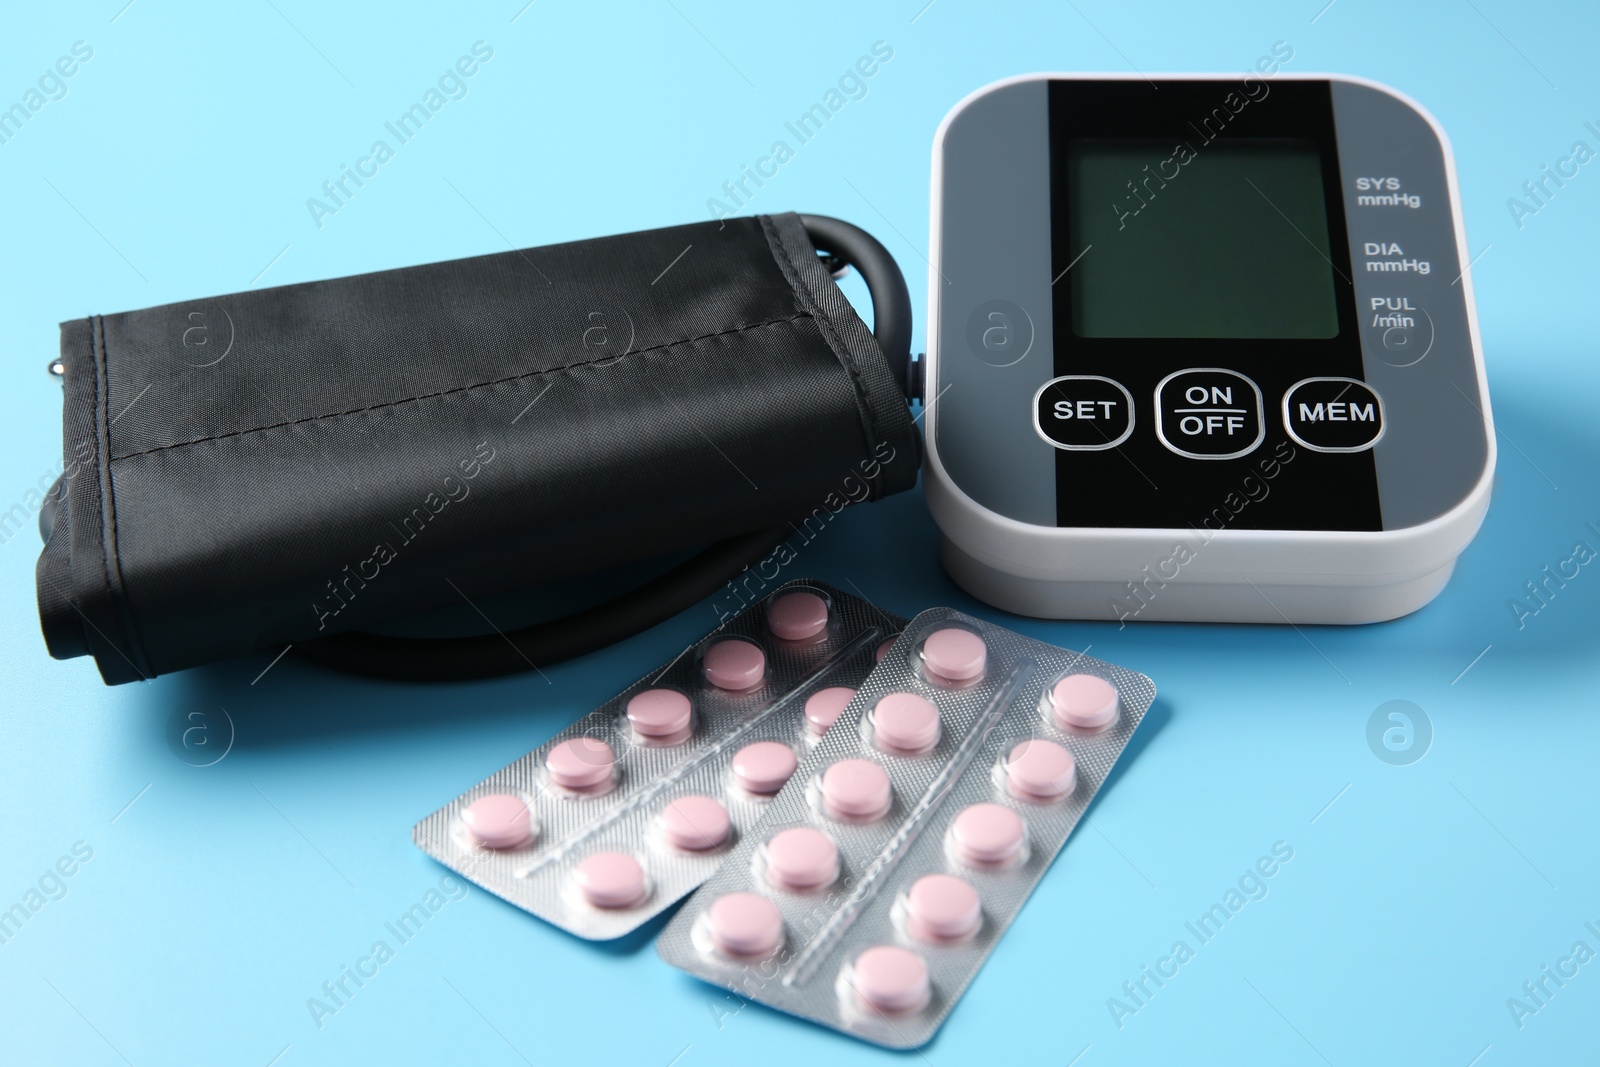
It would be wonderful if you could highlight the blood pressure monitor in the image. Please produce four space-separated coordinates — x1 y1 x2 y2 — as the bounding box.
924 74 1494 624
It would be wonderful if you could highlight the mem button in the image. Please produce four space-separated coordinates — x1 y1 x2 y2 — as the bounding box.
1283 377 1385 452
1033 376 1135 451
1155 368 1264 460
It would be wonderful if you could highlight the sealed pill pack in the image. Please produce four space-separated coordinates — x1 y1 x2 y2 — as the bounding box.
657 607 1156 1048
413 580 905 940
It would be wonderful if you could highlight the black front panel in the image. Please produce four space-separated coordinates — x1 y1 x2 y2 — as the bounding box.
1047 79 1381 532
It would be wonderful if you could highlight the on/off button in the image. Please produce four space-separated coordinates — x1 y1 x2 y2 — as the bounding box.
1033 376 1135 450
1155 368 1265 460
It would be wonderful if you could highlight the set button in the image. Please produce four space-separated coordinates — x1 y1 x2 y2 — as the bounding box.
1154 369 1264 460
1033 376 1135 450
1282 377 1385 452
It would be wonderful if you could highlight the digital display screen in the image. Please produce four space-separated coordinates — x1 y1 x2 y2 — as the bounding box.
1067 138 1339 339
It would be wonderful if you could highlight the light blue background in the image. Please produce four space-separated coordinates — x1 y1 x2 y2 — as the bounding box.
2 1 1597 1064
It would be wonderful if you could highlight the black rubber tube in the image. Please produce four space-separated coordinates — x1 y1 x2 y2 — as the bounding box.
797 213 913 393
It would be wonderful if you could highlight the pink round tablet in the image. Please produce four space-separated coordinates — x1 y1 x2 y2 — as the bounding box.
627 688 693 738
851 945 930 1015
875 638 895 663
546 737 615 790
1051 674 1120 730
921 628 987 683
904 873 982 943
767 591 829 641
805 686 857 737
871 692 941 754
820 759 893 820
731 741 798 795
950 803 1026 866
1004 738 1077 800
703 639 767 691
573 852 647 908
659 795 731 851
764 827 839 890
706 892 784 958
460 793 533 849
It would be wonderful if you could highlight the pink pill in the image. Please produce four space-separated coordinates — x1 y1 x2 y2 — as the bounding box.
804 686 857 737
732 741 798 795
1051 674 1120 730
767 591 829 641
460 793 533 849
875 638 895 663
921 628 987 683
627 688 693 738
950 803 1026 867
1004 738 1077 800
706 892 784 958
573 852 647 908
904 874 982 943
546 737 615 790
820 759 893 821
851 945 930 1015
764 827 839 890
703 639 767 691
659 795 730 851
871 692 941 754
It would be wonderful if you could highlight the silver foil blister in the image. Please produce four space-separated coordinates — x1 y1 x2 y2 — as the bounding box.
656 607 1156 1047
412 580 905 940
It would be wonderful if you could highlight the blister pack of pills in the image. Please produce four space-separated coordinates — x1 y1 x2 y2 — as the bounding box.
656 607 1156 1048
412 580 906 940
